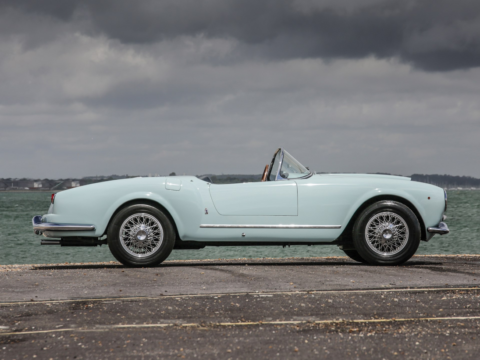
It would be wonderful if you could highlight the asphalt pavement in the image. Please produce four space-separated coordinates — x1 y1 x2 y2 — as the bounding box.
1 255 479 359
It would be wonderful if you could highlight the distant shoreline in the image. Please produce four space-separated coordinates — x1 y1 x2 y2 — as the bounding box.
1 190 61 193
3 173 480 190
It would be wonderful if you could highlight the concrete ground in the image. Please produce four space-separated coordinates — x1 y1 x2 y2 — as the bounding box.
1 255 480 359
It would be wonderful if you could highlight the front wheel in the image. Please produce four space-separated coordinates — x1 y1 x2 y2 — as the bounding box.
107 204 175 267
353 201 421 266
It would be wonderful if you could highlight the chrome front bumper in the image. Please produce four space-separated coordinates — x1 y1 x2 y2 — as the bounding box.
32 215 96 235
427 221 449 235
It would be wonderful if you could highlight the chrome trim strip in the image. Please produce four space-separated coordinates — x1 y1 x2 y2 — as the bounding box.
32 215 96 232
200 224 341 229
427 222 449 235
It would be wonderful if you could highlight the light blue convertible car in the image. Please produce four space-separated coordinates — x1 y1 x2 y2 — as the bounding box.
33 148 449 267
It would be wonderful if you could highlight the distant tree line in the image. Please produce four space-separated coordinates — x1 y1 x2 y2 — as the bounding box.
0 175 132 191
1 173 479 190
411 174 480 189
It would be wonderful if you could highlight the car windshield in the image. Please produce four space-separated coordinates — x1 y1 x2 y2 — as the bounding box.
268 148 311 181
279 150 310 179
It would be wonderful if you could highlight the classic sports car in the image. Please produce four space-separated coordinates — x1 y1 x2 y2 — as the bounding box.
33 148 449 267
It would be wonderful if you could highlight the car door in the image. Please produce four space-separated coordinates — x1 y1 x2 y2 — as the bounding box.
209 181 297 216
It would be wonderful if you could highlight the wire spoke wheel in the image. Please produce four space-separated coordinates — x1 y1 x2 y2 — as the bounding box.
119 213 164 258
365 211 409 257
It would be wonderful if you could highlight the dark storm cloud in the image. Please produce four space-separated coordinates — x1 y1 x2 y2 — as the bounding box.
1 0 479 179
1 0 480 71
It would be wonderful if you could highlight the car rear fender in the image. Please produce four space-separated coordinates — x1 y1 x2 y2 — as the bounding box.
100 192 185 237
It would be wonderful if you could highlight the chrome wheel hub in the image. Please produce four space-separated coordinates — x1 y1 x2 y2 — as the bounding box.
119 213 163 258
134 225 148 242
365 212 409 256
382 229 393 240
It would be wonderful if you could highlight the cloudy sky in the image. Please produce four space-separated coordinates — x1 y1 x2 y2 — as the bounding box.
1 0 479 178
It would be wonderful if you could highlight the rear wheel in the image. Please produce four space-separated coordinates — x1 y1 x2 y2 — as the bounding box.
107 204 175 267
353 201 421 265
342 249 366 263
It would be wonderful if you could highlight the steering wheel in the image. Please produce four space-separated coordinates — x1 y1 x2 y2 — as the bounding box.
261 165 269 182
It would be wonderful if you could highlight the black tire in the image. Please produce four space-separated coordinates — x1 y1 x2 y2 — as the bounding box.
107 204 175 267
353 201 421 266
342 249 367 263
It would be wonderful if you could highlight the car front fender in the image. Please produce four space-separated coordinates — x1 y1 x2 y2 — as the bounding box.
341 185 445 239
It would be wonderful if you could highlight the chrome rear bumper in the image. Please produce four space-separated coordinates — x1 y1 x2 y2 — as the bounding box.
32 215 96 235
427 221 449 235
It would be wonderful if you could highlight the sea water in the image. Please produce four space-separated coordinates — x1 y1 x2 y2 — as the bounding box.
0 190 478 265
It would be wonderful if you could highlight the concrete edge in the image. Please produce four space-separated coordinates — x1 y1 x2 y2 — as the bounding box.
1 254 480 272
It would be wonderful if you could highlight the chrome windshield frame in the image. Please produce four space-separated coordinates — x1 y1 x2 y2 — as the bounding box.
266 148 282 181
275 150 285 181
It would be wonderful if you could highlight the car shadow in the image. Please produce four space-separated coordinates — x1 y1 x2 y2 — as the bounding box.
31 259 443 270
